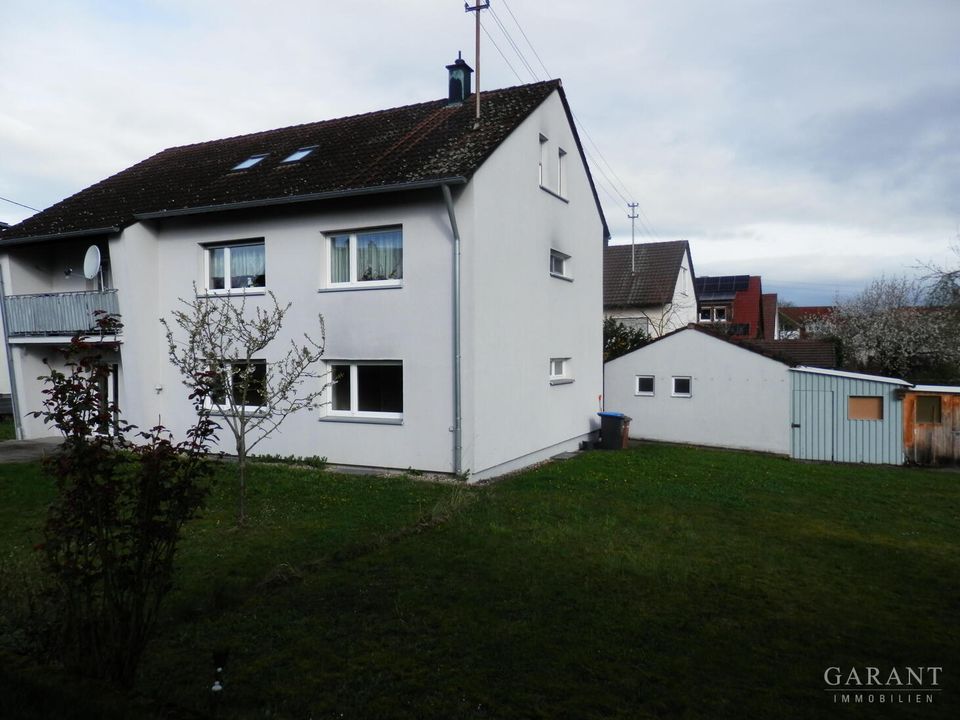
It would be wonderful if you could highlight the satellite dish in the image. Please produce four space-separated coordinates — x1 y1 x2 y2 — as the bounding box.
82 245 101 280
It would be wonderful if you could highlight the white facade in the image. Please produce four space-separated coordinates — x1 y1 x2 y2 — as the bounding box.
603 328 791 454
2 88 604 479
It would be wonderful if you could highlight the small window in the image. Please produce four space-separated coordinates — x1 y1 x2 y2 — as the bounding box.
916 396 942 423
550 249 570 278
848 396 883 420
327 228 402 287
282 146 316 163
539 133 548 185
699 307 712 321
636 375 654 396
232 153 268 170
714 306 726 322
549 357 572 384
558 148 567 197
207 240 265 292
672 376 692 397
329 362 403 419
209 360 267 412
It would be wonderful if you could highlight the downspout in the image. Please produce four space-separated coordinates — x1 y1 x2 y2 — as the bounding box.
441 184 463 476
0 261 22 440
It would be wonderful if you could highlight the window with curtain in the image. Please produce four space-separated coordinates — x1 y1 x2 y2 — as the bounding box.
207 241 265 292
327 227 402 287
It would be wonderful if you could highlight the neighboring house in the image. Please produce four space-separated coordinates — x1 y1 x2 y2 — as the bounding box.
903 385 960 465
778 305 833 339
695 275 776 339
0 60 609 479
604 325 909 464
603 240 697 337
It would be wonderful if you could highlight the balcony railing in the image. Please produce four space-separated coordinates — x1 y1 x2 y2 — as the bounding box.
3 289 120 337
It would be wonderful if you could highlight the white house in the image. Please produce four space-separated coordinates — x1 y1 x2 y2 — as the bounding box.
604 326 909 464
603 240 697 337
0 59 609 480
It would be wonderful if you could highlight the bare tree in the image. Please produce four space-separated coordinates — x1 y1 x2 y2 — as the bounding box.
162 288 327 523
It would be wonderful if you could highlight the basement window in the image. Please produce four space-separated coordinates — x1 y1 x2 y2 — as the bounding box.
282 146 316 163
328 361 403 420
550 357 573 385
232 153 269 170
848 396 883 421
916 396 942 423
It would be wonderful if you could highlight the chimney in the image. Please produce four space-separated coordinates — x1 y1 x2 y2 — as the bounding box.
446 52 473 105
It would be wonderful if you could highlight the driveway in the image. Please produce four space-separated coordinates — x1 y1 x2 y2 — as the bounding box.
0 437 63 463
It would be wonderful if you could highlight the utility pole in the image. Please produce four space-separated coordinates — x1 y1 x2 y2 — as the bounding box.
628 202 639 273
465 0 490 122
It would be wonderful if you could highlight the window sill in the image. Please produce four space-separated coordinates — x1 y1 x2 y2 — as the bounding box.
539 185 569 203
207 408 270 418
634 393 654 397
549 272 574 283
319 416 404 426
318 283 403 294
550 378 574 386
199 289 267 298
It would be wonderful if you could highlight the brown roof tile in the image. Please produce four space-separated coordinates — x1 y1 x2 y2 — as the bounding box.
603 240 692 308
3 80 608 242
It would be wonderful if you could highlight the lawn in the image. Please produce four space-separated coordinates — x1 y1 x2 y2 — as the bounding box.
1 445 957 719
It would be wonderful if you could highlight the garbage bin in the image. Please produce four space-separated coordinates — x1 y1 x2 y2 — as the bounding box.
597 412 632 450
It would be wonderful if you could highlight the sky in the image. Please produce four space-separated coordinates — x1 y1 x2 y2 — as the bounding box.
1 0 957 304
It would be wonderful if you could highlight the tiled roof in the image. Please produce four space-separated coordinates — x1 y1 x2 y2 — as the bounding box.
741 339 837 368
779 305 833 325
3 80 607 242
603 240 692 307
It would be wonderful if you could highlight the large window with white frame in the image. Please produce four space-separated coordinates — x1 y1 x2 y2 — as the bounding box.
328 361 403 419
206 359 268 413
207 240 266 293
327 227 403 287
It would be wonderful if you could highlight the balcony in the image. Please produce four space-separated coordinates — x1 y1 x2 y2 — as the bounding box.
3 289 120 337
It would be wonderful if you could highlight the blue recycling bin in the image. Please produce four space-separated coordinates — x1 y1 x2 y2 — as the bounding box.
597 411 631 450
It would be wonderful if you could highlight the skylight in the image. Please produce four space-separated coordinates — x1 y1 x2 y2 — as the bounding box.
232 153 268 170
282 146 316 163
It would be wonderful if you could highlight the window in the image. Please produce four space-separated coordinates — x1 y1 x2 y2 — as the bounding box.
282 146 316 163
232 153 268 170
916 396 942 423
208 360 267 412
539 134 548 185
329 362 403 419
699 306 727 322
635 375 654 396
207 241 266 292
550 249 570 278
558 148 567 197
328 228 402 287
672 376 692 397
848 396 883 420
550 357 572 384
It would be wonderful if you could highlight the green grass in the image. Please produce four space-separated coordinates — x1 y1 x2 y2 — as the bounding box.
0 417 15 441
1 446 958 719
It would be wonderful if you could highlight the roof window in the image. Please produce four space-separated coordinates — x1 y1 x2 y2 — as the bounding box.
232 153 269 171
282 146 317 163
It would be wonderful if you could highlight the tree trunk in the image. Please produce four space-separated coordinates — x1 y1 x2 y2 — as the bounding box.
237 435 246 525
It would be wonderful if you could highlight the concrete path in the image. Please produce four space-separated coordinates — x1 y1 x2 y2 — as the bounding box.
0 437 63 463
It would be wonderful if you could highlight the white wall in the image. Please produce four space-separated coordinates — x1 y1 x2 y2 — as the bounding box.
604 328 791 454
462 89 604 478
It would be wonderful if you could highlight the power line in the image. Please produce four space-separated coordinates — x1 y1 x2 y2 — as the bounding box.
480 20 525 84
478 2 661 242
488 6 540 82
0 195 40 213
501 0 553 78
